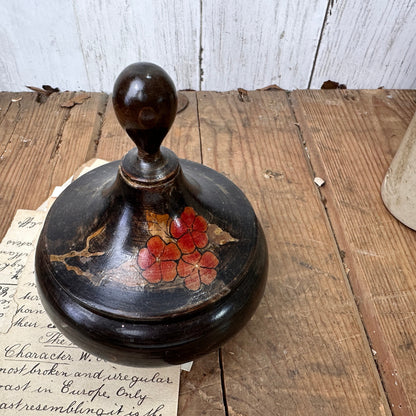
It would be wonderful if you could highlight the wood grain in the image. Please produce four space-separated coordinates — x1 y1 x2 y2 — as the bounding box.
197 90 390 415
73 0 200 91
0 0 88 91
48 92 108 186
0 92 107 241
291 89 416 415
311 1 416 89
4 88 416 414
179 352 225 416
201 0 327 90
1 1 415 91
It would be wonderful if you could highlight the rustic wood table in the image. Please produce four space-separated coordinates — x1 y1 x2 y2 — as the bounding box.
1 89 416 415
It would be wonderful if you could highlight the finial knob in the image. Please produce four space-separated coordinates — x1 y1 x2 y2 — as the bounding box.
112 62 178 157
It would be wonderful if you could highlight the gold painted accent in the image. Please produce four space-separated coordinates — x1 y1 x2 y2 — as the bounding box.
145 211 173 243
50 226 106 282
207 224 238 245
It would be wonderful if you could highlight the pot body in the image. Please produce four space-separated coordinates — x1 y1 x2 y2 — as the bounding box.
35 158 268 366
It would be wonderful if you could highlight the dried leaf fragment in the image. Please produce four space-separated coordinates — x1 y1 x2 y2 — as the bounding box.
42 84 60 93
257 84 284 91
73 92 91 104
61 93 91 108
237 88 250 102
26 85 59 95
321 80 347 89
264 169 283 179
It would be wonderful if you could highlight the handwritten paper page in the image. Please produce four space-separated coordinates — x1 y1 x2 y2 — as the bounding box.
0 210 46 333
0 210 181 415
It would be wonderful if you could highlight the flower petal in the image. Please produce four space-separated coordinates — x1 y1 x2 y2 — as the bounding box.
181 250 202 265
160 261 177 282
199 251 219 269
137 248 155 270
184 270 201 291
170 219 187 239
200 268 217 285
161 242 181 261
142 263 162 283
177 258 195 277
181 207 196 227
147 235 165 258
178 233 196 254
193 215 207 232
192 231 208 249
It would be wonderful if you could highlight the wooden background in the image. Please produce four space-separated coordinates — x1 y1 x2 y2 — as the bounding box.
2 87 416 414
0 0 415 92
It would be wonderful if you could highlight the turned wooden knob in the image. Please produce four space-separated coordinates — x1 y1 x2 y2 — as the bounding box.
113 62 177 157
112 63 179 185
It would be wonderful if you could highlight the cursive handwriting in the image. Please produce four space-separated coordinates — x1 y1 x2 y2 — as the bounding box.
0 399 124 415
38 331 74 347
61 379 110 402
4 343 73 362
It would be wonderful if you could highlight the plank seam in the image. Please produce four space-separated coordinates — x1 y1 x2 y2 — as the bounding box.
195 91 203 164
49 97 74 161
307 0 333 89
218 348 229 416
88 94 110 160
47 98 75 195
48 93 109 196
199 0 203 91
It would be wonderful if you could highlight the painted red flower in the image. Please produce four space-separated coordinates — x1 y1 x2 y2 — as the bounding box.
138 236 181 284
170 207 208 254
177 250 219 291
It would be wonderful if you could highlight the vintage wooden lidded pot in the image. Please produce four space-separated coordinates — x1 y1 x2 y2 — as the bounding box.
35 62 268 366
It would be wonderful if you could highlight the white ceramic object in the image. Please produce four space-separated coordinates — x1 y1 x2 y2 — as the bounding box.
381 112 416 230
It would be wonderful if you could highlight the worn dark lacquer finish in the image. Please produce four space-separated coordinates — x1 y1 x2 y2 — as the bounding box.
35 62 268 366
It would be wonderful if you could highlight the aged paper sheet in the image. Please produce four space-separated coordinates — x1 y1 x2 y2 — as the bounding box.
0 210 46 333
0 210 181 415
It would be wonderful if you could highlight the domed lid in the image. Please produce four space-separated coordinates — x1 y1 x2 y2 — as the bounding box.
35 63 268 365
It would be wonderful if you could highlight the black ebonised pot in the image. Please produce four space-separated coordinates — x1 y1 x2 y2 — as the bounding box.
35 62 268 366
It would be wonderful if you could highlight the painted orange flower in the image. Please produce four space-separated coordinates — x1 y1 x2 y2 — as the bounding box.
138 236 181 283
170 207 208 254
177 250 219 291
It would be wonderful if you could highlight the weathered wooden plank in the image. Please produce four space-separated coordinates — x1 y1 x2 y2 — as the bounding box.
0 92 71 239
73 0 200 92
47 92 108 186
97 90 225 415
291 89 416 415
310 1 416 89
201 0 327 90
0 92 105 241
197 90 390 415
0 1 88 91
